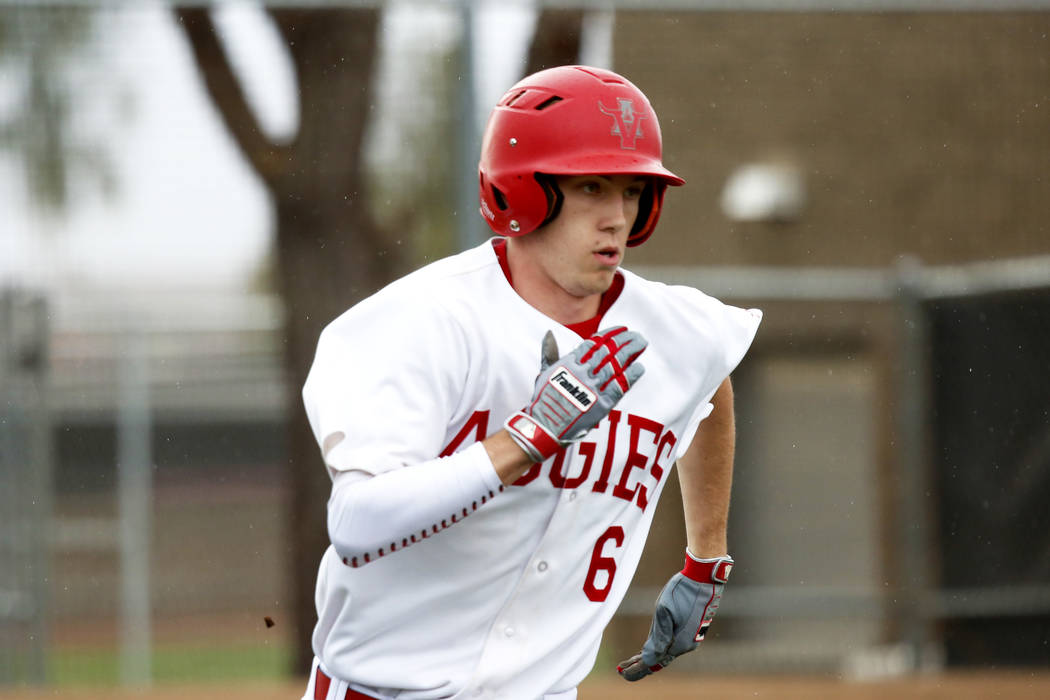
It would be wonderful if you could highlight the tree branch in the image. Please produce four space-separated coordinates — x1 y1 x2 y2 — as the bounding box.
174 6 291 187
267 8 378 184
268 7 391 261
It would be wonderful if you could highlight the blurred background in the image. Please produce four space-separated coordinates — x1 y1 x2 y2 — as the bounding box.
2 0 1049 695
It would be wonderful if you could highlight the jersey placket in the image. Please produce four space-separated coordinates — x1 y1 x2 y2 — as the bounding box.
459 452 590 697
463 448 637 697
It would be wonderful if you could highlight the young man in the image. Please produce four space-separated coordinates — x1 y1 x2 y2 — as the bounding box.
300 65 761 699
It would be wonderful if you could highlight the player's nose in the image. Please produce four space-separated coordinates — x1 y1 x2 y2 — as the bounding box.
598 192 631 233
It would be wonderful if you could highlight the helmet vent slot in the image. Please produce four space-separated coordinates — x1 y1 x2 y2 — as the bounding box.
534 96 563 111
491 185 509 211
501 89 528 107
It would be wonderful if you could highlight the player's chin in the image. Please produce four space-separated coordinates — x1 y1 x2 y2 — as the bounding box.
583 271 616 296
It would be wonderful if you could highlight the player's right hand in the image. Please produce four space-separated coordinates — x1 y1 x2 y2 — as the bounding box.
504 326 646 463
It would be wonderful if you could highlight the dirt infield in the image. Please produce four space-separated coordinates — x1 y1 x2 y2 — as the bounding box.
3 671 1050 700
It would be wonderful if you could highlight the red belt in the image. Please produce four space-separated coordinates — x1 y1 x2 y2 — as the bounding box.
314 666 379 700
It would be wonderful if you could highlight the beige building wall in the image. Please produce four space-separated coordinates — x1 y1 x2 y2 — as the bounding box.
604 12 1050 669
617 12 1050 268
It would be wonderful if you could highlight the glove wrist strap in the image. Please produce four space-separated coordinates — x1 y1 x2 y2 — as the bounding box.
681 551 734 584
505 411 562 462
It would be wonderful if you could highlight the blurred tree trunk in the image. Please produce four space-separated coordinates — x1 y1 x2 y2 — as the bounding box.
175 6 398 674
525 8 584 74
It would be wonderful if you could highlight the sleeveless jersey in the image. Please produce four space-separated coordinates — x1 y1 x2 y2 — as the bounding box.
302 239 762 698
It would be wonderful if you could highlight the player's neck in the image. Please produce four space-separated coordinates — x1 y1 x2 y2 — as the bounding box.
500 239 601 326
519 283 601 327
510 265 601 326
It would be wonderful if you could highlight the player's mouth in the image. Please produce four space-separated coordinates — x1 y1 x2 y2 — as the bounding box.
594 247 621 267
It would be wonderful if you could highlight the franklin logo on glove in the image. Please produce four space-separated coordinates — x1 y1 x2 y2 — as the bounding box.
549 369 595 410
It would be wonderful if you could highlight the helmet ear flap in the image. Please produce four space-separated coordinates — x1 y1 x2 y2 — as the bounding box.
534 174 564 229
627 180 667 247
478 167 553 237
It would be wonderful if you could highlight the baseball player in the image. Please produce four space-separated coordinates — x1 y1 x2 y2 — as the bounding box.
300 65 761 700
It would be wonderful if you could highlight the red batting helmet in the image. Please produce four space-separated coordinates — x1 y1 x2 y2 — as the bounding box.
478 65 684 247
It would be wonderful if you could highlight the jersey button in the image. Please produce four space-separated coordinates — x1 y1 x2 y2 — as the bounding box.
537 561 549 572
568 492 577 501
504 626 515 637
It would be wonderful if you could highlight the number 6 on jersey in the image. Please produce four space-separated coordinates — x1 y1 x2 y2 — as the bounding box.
584 526 625 602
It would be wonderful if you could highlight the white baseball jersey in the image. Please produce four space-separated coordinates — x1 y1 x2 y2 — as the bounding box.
301 239 761 699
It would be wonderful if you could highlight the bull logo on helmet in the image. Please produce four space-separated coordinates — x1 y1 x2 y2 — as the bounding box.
598 98 646 150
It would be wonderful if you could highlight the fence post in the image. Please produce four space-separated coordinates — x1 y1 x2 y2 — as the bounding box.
892 257 939 671
117 330 153 686
455 0 482 252
0 289 52 685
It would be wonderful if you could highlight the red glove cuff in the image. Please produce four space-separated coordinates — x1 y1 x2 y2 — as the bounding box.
681 552 734 584
505 412 562 462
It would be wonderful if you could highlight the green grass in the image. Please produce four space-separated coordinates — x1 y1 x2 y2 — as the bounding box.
49 641 292 686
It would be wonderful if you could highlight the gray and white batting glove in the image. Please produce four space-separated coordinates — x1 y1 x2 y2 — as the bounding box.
617 551 734 681
505 326 647 463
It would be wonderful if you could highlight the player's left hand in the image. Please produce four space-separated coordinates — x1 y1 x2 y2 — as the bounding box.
505 326 647 463
617 552 733 681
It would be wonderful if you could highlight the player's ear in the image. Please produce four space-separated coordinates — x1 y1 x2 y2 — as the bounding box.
541 331 559 371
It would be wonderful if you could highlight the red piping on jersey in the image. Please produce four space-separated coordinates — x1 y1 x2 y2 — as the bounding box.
492 238 624 338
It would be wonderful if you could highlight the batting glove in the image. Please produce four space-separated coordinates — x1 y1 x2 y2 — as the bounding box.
505 326 647 463
617 551 734 681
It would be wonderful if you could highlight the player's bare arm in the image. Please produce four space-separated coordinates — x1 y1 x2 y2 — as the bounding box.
618 376 737 681
679 376 736 557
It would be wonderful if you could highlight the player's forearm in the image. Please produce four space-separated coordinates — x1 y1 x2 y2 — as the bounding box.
326 442 504 566
679 377 736 558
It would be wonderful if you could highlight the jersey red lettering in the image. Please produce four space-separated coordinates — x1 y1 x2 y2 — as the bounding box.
591 410 621 494
439 410 490 457
439 408 673 500
512 459 544 486
549 441 596 489
638 429 677 510
612 414 665 509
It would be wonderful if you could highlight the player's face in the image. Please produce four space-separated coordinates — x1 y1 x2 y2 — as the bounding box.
508 174 646 320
